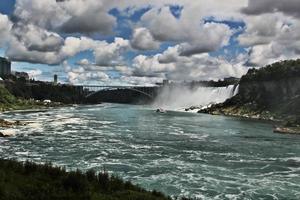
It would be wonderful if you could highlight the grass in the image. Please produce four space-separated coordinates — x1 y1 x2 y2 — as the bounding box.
0 159 191 200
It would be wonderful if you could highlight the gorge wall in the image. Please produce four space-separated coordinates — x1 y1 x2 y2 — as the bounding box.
200 59 300 121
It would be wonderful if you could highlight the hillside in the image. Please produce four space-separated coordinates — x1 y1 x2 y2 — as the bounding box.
0 84 44 112
199 59 300 128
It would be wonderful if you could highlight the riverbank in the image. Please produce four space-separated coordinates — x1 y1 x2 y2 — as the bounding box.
0 84 61 112
0 159 181 200
0 84 67 131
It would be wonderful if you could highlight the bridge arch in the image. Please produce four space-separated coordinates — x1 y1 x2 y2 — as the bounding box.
83 86 155 99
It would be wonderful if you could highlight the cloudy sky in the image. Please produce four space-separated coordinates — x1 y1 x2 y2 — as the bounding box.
0 0 299 85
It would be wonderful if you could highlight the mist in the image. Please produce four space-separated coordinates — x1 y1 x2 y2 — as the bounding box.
152 85 239 111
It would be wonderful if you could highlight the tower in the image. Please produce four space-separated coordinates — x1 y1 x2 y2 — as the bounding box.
54 74 58 85
0 57 11 78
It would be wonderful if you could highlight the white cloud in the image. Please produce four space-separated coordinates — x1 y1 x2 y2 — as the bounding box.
131 27 160 50
27 69 42 79
132 54 175 77
94 37 130 66
0 14 13 47
14 0 68 30
239 12 300 66
6 33 130 66
2 0 300 85
12 23 64 52
14 0 116 34
140 6 233 56
132 46 248 81
59 0 116 34
242 0 300 18
64 61 110 84
120 75 164 86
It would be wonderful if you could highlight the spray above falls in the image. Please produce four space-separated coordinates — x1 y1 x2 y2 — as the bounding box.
152 85 239 112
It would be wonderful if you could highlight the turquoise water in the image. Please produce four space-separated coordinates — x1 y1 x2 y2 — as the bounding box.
0 104 300 199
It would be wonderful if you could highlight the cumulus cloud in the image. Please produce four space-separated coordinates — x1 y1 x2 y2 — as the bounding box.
6 36 63 65
27 69 42 79
2 0 300 85
63 61 110 84
119 75 164 86
13 0 116 35
165 53 248 81
131 27 160 50
12 23 64 52
132 46 248 81
59 0 116 34
132 54 175 77
140 7 233 56
94 37 130 66
178 23 232 56
13 0 67 30
242 0 300 18
6 33 130 66
239 12 300 66
0 14 13 47
6 36 92 65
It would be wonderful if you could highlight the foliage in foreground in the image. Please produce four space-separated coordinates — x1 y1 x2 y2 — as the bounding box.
0 159 190 200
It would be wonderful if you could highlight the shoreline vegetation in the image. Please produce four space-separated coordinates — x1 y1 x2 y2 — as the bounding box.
0 84 64 135
0 84 63 112
198 59 300 134
0 159 190 200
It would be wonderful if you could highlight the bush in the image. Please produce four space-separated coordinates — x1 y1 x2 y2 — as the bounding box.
0 159 189 200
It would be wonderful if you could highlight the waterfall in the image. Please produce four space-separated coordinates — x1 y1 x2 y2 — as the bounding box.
153 84 239 111
232 84 239 96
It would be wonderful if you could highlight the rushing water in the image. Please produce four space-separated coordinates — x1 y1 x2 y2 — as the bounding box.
153 85 239 111
0 104 300 199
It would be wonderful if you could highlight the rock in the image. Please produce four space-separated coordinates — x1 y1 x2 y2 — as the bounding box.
0 119 27 128
0 129 16 137
0 119 14 128
273 127 300 135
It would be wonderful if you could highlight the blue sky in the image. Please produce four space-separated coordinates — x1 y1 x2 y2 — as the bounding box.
0 0 299 85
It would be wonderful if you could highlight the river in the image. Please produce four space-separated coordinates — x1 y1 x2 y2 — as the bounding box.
0 104 300 199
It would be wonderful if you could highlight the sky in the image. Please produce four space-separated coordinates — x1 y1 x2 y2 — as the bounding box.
0 0 300 85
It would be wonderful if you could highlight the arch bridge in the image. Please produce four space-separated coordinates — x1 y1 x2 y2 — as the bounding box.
81 85 157 99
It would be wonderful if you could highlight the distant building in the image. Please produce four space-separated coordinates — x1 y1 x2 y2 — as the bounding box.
54 74 58 85
13 71 30 81
223 77 240 82
163 79 169 85
0 57 11 78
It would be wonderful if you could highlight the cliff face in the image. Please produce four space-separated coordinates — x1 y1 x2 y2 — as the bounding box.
199 59 300 123
238 77 300 108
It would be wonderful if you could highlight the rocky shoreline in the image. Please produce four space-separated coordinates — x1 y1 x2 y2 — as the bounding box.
273 127 300 134
0 101 67 137
198 104 300 135
0 119 27 137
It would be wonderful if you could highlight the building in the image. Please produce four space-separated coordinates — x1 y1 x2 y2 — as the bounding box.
224 77 240 82
54 74 58 85
0 57 11 78
163 79 169 85
14 71 29 81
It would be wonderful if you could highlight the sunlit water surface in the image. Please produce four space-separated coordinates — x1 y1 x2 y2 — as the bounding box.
0 104 300 199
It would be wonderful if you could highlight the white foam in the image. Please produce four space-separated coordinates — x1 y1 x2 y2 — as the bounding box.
0 129 17 136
